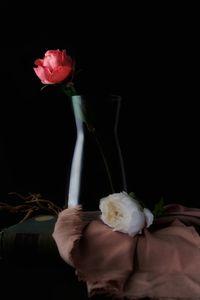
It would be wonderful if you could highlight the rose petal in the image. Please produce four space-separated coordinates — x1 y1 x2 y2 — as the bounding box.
33 66 53 84
45 50 61 56
143 208 154 228
49 66 72 83
61 50 73 66
34 59 44 66
127 210 145 236
43 52 63 70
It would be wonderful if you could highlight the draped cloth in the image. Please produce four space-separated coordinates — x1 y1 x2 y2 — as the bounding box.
52 204 200 299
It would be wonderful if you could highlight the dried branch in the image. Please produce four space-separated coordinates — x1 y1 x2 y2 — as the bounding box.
0 193 63 223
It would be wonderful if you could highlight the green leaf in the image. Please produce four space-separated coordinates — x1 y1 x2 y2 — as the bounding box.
129 192 136 199
153 197 165 217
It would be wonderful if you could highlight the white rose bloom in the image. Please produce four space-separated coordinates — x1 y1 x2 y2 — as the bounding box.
99 191 154 237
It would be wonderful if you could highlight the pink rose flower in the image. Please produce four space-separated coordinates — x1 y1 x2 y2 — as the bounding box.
34 50 74 84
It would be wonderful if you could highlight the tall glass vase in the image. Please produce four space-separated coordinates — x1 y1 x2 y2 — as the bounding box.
65 94 127 211
66 95 84 208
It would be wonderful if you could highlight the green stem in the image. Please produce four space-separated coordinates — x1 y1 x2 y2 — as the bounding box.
61 83 77 97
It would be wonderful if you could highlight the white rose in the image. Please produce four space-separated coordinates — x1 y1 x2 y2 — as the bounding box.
99 191 154 237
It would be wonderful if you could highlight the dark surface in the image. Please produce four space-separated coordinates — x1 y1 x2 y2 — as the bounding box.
0 258 89 299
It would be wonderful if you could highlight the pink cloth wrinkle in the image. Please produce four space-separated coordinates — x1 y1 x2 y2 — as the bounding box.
53 204 200 299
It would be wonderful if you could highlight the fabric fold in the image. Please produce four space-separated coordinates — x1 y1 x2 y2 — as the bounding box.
72 219 138 297
53 204 200 299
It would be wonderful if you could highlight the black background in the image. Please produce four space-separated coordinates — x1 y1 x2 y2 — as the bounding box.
1 21 199 209
0 6 199 299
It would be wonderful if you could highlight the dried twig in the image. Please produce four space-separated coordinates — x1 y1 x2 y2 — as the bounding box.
0 193 63 223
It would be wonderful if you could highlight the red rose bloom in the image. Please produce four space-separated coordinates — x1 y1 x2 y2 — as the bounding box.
34 49 73 84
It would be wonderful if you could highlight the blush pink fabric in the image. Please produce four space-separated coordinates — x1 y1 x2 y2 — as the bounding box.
53 204 200 299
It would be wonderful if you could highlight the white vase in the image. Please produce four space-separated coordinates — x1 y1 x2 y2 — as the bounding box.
65 94 127 210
